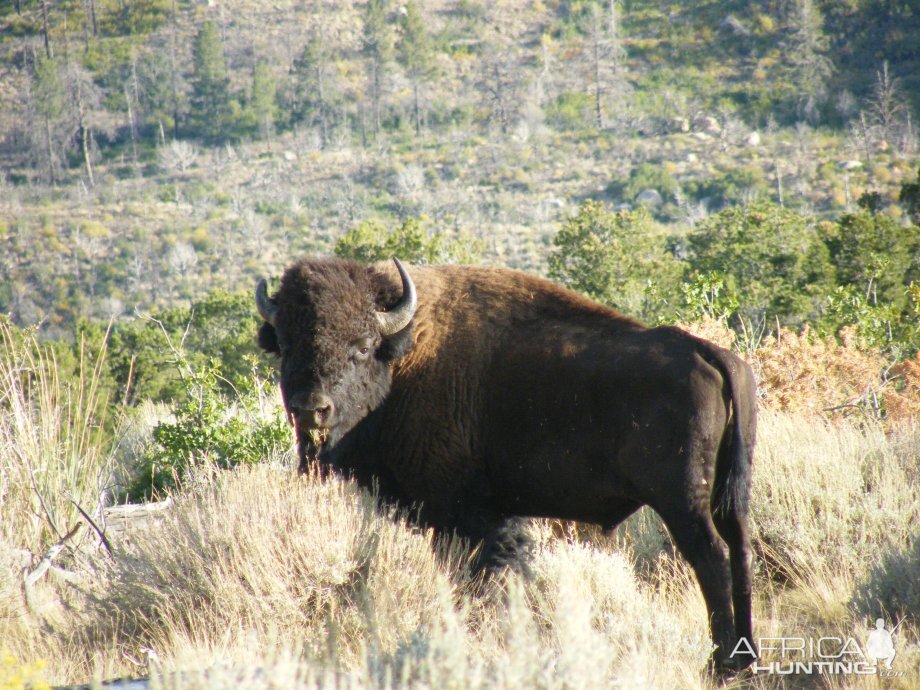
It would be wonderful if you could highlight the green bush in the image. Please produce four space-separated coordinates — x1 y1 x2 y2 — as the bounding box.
335 217 483 265
607 163 678 207
824 210 919 314
545 92 593 131
129 357 289 500
88 289 266 405
683 167 769 211
685 200 834 323
548 200 681 320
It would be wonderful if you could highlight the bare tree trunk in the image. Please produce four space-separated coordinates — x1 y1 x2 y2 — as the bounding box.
40 0 53 59
774 160 783 207
593 39 603 128
83 0 98 37
372 57 382 137
317 61 328 148
73 81 95 186
124 83 138 164
169 0 180 139
413 79 421 135
81 119 94 187
45 117 56 186
359 101 368 148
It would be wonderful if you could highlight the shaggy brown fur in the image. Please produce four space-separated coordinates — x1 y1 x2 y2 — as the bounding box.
258 257 758 671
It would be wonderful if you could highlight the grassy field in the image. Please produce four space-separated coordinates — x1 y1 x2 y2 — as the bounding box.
0 324 918 689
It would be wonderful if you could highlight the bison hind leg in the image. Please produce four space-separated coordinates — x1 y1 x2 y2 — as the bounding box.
712 501 755 661
451 513 535 578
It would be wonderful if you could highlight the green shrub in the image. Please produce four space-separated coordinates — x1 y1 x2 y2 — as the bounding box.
545 92 593 131
129 357 289 500
94 289 266 405
686 200 834 323
607 162 679 206
683 167 769 210
548 200 681 319
824 210 919 315
335 217 482 265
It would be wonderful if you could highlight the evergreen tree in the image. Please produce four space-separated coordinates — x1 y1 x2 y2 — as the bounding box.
686 201 835 323
549 200 679 318
30 52 64 184
826 210 919 313
248 61 277 140
292 32 337 147
189 21 233 142
784 0 834 123
398 0 434 135
899 167 920 226
362 0 393 138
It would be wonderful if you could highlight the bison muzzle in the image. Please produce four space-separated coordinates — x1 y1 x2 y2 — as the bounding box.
256 256 757 672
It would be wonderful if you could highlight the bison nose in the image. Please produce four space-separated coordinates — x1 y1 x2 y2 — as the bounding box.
290 392 336 427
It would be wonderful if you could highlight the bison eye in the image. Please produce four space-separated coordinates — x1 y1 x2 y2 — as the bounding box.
353 337 374 361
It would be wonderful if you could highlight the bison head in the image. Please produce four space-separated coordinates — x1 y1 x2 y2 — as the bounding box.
255 258 417 469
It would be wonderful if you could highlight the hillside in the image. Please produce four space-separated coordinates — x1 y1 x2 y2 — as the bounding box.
0 0 918 335
1 4 919 686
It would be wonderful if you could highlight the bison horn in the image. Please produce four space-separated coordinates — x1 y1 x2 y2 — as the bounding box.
255 278 278 326
376 258 417 336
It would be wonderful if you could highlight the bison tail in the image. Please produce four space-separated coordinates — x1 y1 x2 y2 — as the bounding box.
708 348 756 519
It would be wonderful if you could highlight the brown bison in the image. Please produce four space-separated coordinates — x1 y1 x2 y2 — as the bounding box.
256 257 757 671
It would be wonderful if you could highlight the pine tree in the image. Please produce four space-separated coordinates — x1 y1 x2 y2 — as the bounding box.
30 52 64 185
292 32 336 147
398 0 434 135
362 0 393 138
248 61 277 140
784 0 834 124
189 21 233 142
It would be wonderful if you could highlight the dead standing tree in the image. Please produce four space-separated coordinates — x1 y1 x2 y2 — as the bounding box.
476 43 525 136
581 0 626 129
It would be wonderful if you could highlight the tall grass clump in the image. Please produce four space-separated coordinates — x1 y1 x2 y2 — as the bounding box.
69 464 717 689
0 321 117 563
83 464 471 670
0 321 118 675
752 411 919 587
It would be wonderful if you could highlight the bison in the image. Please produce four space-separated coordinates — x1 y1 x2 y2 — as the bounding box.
256 257 757 671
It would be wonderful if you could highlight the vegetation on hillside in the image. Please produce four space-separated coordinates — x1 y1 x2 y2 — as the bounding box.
0 0 918 337
0 2 919 686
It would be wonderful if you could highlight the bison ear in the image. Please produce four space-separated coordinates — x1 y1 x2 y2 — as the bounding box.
376 324 414 362
258 321 280 354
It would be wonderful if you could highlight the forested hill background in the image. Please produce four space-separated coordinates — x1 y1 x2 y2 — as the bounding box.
0 0 918 340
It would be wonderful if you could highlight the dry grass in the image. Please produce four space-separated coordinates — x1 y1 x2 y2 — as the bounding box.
0 323 115 555
1 321 919 689
0 322 118 660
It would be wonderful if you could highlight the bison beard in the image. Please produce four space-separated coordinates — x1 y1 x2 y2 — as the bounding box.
257 257 758 673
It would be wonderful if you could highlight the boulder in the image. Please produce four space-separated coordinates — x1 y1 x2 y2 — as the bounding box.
635 188 664 208
694 116 722 135
719 15 749 36
669 117 690 133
